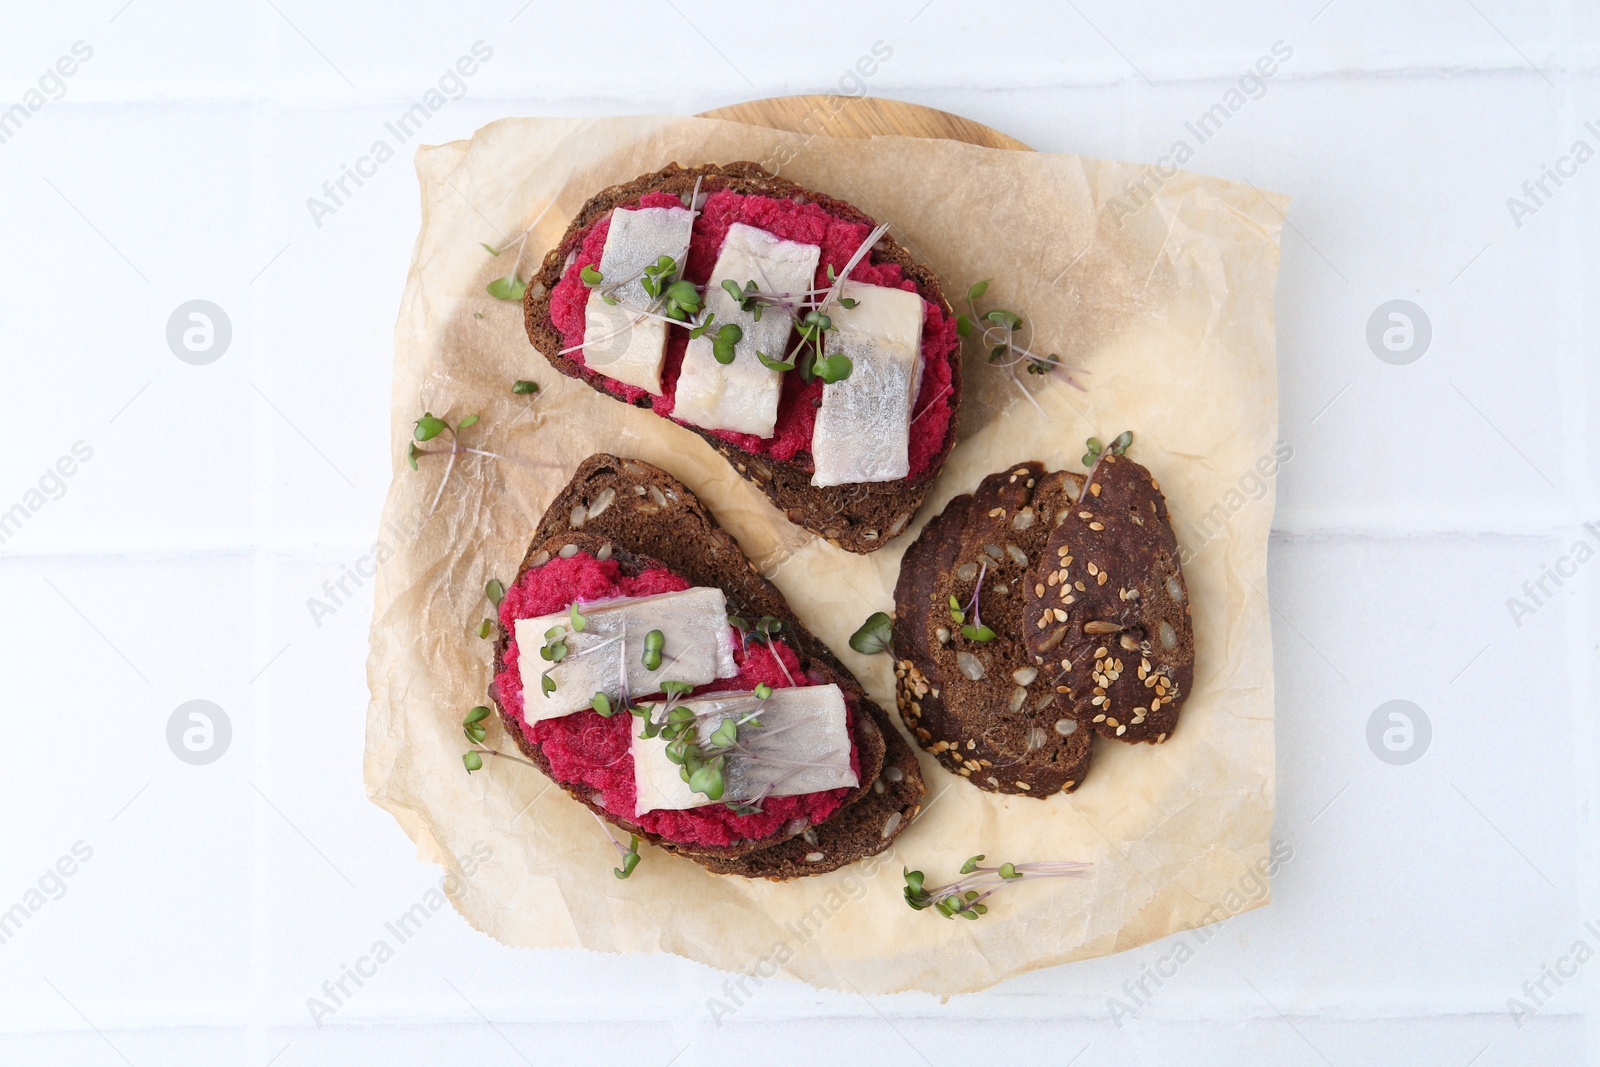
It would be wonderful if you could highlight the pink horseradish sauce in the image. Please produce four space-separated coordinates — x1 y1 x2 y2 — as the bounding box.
548 189 959 480
493 551 860 848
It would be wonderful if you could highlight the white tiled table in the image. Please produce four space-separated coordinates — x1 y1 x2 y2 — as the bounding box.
2 2 1596 1064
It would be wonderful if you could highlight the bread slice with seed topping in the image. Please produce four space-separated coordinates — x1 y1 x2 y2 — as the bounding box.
490 453 925 879
1022 452 1193 744
892 462 1094 797
523 161 962 555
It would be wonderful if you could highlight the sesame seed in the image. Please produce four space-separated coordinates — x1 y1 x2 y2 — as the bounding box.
1035 583 1046 597
1078 512 1093 519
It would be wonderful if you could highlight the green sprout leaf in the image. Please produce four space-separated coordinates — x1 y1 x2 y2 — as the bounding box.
614 835 641 879
985 308 1022 329
485 579 505 607
903 868 932 910
960 854 985 874
456 414 479 431
642 628 664 672
960 624 997 643
754 682 773 699
756 350 793 373
462 751 483 773
476 618 493 639
815 353 853 384
580 264 603 286
481 242 500 257
512 379 540 395
687 762 724 801
486 273 528 301
413 413 447 442
712 322 742 365
955 314 972 337
967 279 990 303
406 441 421 471
948 596 966 624
849 611 894 656
569 603 587 633
838 297 859 309
541 674 557 696
1111 430 1133 454
999 862 1021 880
709 718 738 749
591 692 613 717
660 680 693 698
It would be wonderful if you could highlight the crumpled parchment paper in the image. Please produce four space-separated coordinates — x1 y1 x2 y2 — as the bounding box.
364 114 1286 996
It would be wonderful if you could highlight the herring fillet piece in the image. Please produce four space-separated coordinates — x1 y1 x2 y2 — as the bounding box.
581 205 695 394
514 588 737 723
676 223 822 437
809 281 925 487
632 684 857 814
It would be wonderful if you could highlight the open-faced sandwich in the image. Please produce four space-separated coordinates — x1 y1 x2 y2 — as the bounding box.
488 454 925 880
523 162 962 554
891 441 1194 797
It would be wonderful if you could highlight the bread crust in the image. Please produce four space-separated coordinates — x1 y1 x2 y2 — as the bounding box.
490 454 925 879
523 162 962 555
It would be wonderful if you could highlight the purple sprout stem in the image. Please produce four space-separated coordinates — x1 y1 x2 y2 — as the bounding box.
964 560 989 629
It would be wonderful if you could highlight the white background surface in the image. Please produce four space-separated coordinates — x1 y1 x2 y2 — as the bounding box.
1 1 1596 1064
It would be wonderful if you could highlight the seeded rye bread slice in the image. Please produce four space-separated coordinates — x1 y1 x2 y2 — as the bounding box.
892 463 1095 797
1021 453 1194 744
523 161 963 555
489 454 925 878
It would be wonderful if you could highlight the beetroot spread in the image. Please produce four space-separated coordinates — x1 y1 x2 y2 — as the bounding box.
494 552 860 848
549 189 959 480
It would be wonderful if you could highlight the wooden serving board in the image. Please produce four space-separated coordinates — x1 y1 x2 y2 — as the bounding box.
701 95 1032 152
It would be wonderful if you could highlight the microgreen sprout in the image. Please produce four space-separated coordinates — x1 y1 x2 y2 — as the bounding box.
1082 430 1133 468
463 705 491 744
849 611 894 655
476 618 493 639
580 264 604 286
481 212 556 303
485 579 505 607
614 833 641 879
459 703 541 777
950 563 997 643
583 808 642 879
591 691 613 717
902 856 1091 919
955 278 1087 417
409 413 545 517
512 379 539 395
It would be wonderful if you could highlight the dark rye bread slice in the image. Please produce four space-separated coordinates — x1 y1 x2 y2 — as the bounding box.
523 161 962 555
490 454 925 878
892 463 1094 797
1022 453 1194 744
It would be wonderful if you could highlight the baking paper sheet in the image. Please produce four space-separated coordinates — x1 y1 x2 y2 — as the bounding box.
364 114 1286 995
